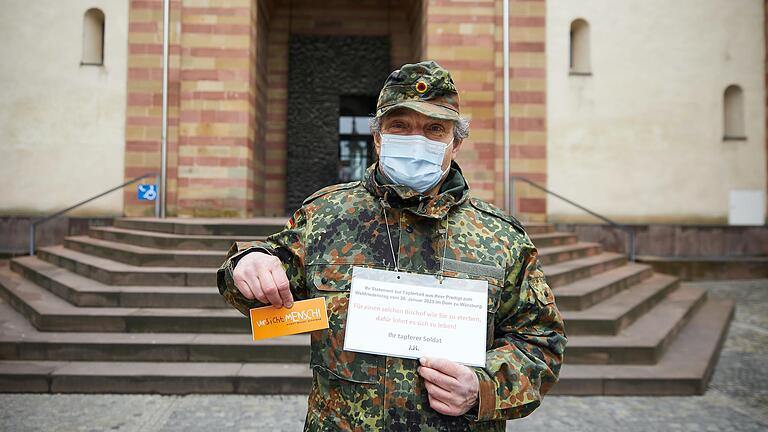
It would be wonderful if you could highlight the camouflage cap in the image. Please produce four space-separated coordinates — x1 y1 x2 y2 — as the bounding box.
375 60 460 121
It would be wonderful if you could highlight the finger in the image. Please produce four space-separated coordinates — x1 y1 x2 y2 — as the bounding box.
233 274 255 299
249 276 268 304
417 365 458 392
423 378 458 406
427 393 457 416
238 266 268 303
420 357 465 380
270 262 293 308
257 268 283 308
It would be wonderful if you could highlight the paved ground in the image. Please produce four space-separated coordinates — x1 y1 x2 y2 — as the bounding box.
1 279 766 432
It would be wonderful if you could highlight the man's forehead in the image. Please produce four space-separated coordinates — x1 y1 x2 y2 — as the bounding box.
383 109 453 125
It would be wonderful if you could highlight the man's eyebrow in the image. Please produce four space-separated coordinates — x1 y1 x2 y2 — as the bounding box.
385 118 409 125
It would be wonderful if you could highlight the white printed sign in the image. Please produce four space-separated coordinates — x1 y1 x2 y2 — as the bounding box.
343 267 488 367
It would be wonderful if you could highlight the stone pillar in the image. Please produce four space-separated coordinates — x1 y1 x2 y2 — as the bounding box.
124 0 265 217
175 0 263 217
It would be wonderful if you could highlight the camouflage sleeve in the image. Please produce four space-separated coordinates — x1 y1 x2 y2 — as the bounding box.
216 207 309 317
469 239 567 422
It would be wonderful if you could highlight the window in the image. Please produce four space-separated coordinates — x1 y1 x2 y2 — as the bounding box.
723 85 746 140
338 96 377 182
82 8 105 65
569 19 591 75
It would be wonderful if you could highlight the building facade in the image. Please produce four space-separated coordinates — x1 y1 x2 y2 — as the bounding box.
547 0 767 224
0 0 765 225
120 0 547 220
0 0 129 217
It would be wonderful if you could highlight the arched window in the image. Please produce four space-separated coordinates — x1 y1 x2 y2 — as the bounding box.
723 85 746 140
82 8 105 65
569 19 591 75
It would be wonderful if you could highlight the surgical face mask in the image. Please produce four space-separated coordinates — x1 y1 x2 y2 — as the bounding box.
379 133 452 193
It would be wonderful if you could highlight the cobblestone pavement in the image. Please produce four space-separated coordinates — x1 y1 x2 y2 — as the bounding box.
1 279 766 432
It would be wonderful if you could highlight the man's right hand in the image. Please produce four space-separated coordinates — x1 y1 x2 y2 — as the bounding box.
232 252 293 309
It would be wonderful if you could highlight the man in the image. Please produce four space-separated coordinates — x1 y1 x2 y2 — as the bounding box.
217 60 566 431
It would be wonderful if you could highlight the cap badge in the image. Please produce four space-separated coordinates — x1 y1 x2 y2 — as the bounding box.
415 81 428 94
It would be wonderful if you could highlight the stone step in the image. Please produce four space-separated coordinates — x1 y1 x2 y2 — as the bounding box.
10 256 228 308
0 296 734 396
537 242 602 266
90 226 265 250
114 217 287 236
68 233 595 270
555 263 654 311
519 223 554 235
561 273 680 335
528 231 578 248
37 245 215 287
554 296 735 395
0 268 249 333
565 285 707 364
544 252 627 288
0 297 308 363
637 255 768 281
65 235 225 268
92 225 572 252
8 281 697 365
0 360 312 394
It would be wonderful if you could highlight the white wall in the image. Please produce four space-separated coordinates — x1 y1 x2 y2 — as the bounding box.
546 0 766 224
0 1 128 216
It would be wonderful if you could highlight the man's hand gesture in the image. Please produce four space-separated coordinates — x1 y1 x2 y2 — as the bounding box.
232 252 293 308
417 357 480 416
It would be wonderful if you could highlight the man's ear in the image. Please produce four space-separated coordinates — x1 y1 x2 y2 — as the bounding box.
373 132 382 156
450 138 463 159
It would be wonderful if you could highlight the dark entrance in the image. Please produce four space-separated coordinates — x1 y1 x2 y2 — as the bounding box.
286 35 390 214
338 95 377 182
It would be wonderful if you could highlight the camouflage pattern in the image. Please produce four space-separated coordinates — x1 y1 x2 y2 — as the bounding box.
217 162 567 431
375 60 461 121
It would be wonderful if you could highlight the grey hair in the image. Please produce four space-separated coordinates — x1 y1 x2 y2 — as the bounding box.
369 114 470 142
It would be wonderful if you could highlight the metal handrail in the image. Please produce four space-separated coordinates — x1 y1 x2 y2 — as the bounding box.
510 176 636 261
28 172 158 256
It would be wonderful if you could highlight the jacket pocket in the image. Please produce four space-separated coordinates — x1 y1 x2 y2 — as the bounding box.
529 275 555 305
440 267 504 313
307 364 382 430
308 262 357 293
306 263 382 384
441 266 504 350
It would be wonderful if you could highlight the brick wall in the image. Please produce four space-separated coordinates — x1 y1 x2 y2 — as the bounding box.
422 0 548 222
124 0 182 217
175 0 259 217
123 0 548 220
124 0 263 217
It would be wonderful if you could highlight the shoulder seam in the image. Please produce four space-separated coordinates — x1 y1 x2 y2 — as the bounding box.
469 198 526 235
302 181 361 205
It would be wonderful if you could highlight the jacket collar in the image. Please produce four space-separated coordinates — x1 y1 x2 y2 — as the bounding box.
363 160 470 219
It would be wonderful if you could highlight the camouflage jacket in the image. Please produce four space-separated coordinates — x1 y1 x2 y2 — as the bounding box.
217 162 567 431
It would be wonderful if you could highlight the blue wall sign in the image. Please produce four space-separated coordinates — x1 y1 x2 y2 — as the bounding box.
137 184 158 201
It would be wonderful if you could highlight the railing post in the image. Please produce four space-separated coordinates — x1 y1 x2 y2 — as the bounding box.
154 174 160 218
29 222 35 256
510 177 516 217
628 228 636 262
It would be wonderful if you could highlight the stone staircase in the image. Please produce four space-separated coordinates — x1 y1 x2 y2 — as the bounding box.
0 218 734 395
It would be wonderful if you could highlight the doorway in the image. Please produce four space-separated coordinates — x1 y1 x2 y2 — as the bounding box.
286 35 389 213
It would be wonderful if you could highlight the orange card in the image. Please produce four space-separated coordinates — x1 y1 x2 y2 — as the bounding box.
249 297 329 341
